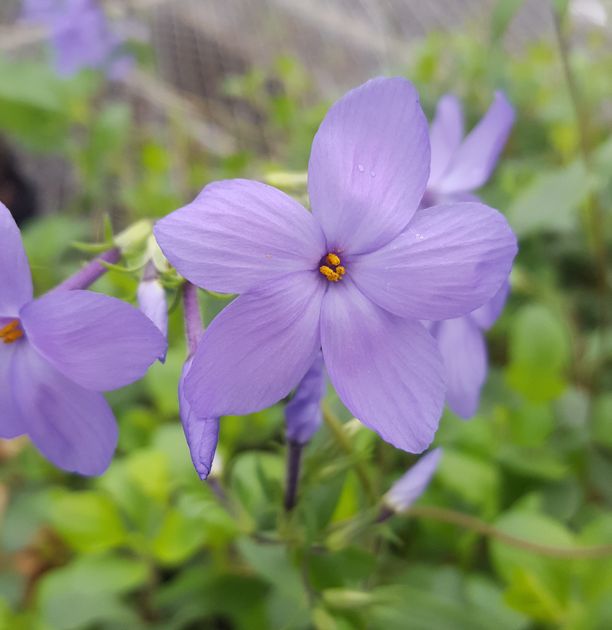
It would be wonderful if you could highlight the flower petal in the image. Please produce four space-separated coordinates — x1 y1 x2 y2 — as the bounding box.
432 316 487 419
428 94 464 188
436 92 514 194
470 278 510 330
155 179 325 295
186 271 325 418
308 77 430 254
11 342 117 475
384 448 442 512
0 202 33 317
321 281 444 453
179 357 220 480
285 351 326 444
20 290 166 392
350 202 518 320
0 342 25 438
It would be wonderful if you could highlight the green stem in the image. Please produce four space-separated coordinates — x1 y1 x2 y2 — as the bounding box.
405 505 612 559
552 8 609 359
321 403 376 503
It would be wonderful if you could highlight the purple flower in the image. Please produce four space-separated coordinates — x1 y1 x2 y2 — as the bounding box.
425 92 515 204
424 93 515 418
155 77 517 453
383 448 442 512
0 202 166 475
285 352 326 445
22 0 132 78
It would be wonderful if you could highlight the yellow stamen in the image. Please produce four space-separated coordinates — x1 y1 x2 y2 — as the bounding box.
319 265 340 282
0 320 24 344
319 252 346 282
326 253 341 267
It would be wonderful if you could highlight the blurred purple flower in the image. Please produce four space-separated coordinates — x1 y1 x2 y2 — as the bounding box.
0 202 166 475
155 77 517 453
285 352 325 445
423 93 515 419
384 448 442 512
425 92 514 204
21 0 132 78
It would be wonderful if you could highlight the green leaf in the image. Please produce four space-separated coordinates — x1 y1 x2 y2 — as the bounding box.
237 538 308 629
49 491 126 553
230 452 284 525
489 510 575 621
0 59 64 111
151 507 206 565
506 161 590 237
491 0 525 42
437 450 500 512
506 304 570 402
36 554 149 630
591 394 612 447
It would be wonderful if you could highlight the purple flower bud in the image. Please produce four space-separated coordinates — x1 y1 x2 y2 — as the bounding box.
137 271 168 362
383 448 442 512
285 352 325 445
179 356 220 480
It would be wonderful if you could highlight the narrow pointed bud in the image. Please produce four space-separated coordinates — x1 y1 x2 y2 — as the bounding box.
180 282 219 480
285 352 326 445
382 448 442 514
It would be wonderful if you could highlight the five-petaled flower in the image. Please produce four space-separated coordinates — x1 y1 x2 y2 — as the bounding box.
0 202 166 475
21 0 132 78
424 92 515 418
155 77 518 453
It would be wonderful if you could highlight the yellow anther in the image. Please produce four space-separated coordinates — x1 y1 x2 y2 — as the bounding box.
0 319 23 344
319 265 340 282
326 253 341 267
319 252 346 282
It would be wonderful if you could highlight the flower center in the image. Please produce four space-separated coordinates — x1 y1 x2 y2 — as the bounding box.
0 320 24 344
319 252 346 282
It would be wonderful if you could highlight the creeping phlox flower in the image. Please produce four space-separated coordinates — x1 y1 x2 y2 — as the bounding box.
424 93 515 418
285 352 326 445
21 0 132 78
155 77 517 453
0 203 166 475
383 448 442 513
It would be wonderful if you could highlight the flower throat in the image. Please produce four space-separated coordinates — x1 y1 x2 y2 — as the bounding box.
319 253 346 282
0 320 24 344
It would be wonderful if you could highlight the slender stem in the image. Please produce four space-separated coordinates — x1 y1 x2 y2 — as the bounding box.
321 402 376 503
553 9 609 351
405 505 612 559
51 248 120 292
182 282 204 355
284 441 303 512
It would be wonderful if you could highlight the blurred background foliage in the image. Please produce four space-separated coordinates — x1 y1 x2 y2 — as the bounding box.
1 0 612 628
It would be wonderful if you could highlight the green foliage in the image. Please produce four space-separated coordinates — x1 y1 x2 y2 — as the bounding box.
1 10 612 629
